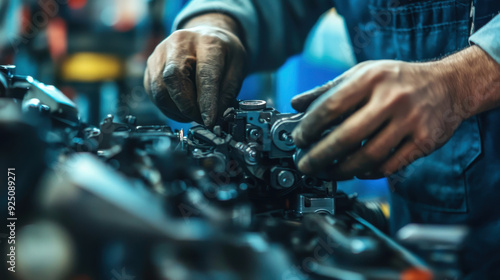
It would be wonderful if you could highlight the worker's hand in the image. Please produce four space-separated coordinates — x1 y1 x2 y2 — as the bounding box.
291 50 487 179
144 14 247 126
291 65 361 113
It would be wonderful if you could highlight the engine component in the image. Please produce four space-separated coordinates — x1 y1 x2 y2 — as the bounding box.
1 66 457 280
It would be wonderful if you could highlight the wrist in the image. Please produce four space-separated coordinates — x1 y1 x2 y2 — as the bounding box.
182 13 242 39
433 46 500 119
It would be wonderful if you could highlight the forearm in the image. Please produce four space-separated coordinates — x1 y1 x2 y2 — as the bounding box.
173 0 332 72
437 46 500 120
455 14 500 118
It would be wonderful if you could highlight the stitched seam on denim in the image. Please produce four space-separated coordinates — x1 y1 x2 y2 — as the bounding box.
368 0 456 15
369 4 455 16
362 19 468 32
475 14 496 21
369 0 454 11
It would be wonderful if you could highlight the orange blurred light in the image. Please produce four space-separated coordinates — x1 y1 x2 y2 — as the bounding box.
47 17 67 61
68 0 87 10
401 268 433 280
113 19 135 32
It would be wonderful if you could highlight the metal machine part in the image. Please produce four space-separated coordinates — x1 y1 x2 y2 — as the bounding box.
297 194 335 215
270 114 302 152
0 65 79 126
239 100 267 111
185 100 336 214
276 169 295 188
0 67 458 280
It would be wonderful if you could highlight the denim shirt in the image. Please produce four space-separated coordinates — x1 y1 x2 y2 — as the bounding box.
175 0 500 277
332 1 500 277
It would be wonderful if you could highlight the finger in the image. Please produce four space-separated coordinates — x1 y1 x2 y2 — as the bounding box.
292 70 375 148
150 83 192 122
297 102 390 175
163 49 201 123
378 140 425 175
196 45 225 127
291 63 365 112
291 77 343 112
144 63 152 94
145 53 192 122
355 172 385 179
333 121 408 177
219 56 246 119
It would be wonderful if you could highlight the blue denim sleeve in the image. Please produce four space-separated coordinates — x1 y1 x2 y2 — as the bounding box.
470 14 500 65
172 0 333 72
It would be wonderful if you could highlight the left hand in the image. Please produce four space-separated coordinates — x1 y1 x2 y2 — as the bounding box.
292 59 466 180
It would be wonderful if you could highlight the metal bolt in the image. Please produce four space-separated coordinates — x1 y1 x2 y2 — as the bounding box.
125 115 137 125
104 114 114 123
247 148 257 159
280 132 294 144
278 170 295 188
244 147 258 165
239 100 266 111
39 104 50 113
249 128 261 141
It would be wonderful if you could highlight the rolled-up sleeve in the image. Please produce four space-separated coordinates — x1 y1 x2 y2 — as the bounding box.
470 14 500 65
172 0 333 72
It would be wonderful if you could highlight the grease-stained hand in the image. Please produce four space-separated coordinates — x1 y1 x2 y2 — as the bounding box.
292 59 466 180
144 14 247 127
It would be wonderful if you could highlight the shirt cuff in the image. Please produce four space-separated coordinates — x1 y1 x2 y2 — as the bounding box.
470 14 500 65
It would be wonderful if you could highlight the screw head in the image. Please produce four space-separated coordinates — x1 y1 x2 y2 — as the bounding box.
249 128 261 140
278 170 295 188
239 100 266 111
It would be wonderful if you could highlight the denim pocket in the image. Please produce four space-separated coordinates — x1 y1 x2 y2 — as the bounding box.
388 117 482 213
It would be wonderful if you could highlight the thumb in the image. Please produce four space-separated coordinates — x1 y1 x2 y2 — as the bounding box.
291 76 346 112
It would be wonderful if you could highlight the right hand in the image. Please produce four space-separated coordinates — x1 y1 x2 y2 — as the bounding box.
144 14 247 127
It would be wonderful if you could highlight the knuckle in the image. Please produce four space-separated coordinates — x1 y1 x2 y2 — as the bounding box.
162 64 180 84
324 97 341 114
363 148 382 163
149 81 167 103
414 128 431 143
169 29 191 41
198 64 220 84
386 89 413 108
199 33 223 45
363 63 398 83
334 135 350 148
149 79 163 94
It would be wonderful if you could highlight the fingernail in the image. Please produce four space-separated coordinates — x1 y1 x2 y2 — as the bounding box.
201 112 213 127
292 129 303 146
379 169 392 177
298 157 312 174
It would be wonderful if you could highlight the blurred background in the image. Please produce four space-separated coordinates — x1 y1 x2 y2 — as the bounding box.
0 0 387 203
